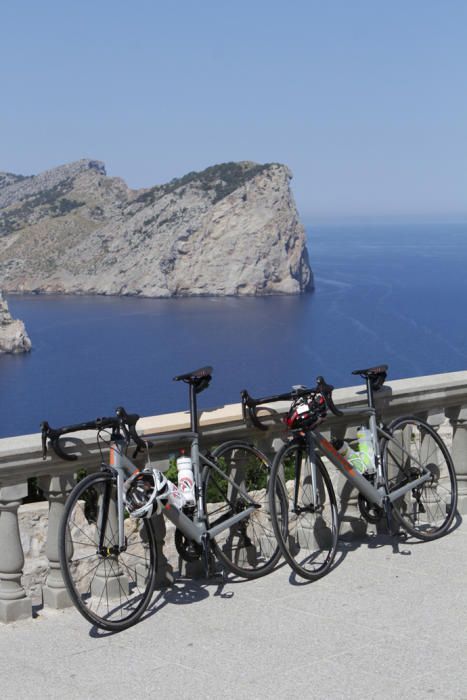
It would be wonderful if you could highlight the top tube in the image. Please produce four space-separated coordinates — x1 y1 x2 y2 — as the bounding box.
337 405 376 417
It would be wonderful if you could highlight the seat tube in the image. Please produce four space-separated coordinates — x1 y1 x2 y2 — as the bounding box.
369 412 383 481
191 434 205 518
188 384 205 519
366 380 383 482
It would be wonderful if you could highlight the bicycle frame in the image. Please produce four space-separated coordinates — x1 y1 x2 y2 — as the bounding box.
305 404 433 510
106 429 258 550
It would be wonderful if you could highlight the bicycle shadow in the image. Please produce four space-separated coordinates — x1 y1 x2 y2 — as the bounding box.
286 509 463 587
88 569 247 638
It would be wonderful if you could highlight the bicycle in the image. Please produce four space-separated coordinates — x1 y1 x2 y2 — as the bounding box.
241 364 458 581
41 367 287 631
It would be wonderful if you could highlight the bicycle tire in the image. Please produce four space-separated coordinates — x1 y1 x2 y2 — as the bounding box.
203 441 287 579
381 416 457 540
269 438 339 581
59 471 158 631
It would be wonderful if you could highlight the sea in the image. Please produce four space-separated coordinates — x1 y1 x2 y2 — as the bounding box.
1 221 467 438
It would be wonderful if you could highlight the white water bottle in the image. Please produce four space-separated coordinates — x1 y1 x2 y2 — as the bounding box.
356 426 376 474
176 450 195 505
337 441 366 474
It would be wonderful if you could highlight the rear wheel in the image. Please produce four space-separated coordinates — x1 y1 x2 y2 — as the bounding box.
381 416 457 540
59 471 157 631
204 441 287 579
269 438 339 581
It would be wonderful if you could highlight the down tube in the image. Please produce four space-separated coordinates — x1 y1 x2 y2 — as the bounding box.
313 432 384 508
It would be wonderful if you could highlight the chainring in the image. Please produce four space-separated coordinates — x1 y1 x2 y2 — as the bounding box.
174 528 203 562
358 493 384 524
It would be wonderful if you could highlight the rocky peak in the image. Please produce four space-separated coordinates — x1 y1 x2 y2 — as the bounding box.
0 159 107 212
0 159 313 297
0 291 31 353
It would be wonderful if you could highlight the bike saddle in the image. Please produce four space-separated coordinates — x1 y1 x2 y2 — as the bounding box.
352 364 388 391
173 366 213 393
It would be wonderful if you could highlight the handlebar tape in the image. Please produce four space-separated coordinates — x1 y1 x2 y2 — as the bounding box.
315 377 344 416
241 391 269 432
40 410 146 461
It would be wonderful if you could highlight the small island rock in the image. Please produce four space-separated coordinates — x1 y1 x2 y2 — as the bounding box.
0 291 31 353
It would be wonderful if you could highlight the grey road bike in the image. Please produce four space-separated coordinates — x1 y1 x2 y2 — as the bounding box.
242 365 458 581
42 367 287 631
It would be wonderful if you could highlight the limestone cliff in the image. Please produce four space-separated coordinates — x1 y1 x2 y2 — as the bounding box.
0 291 31 353
0 159 313 297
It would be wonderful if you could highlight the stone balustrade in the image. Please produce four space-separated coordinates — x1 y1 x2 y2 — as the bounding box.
1 370 466 623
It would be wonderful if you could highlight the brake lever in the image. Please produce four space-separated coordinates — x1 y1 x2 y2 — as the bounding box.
132 439 154 460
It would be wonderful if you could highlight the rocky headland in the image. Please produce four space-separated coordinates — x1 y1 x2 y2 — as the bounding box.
0 159 312 297
0 291 31 353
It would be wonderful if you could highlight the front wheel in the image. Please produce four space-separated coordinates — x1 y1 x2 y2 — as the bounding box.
381 416 457 540
204 441 287 579
269 438 339 581
59 471 158 631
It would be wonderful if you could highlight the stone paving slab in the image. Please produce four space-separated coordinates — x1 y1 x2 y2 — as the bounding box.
1 518 466 700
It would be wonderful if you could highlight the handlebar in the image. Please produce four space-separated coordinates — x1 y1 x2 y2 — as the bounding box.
241 376 343 431
41 406 151 462
315 376 343 419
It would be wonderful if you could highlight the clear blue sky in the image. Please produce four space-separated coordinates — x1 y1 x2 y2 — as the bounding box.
1 0 466 221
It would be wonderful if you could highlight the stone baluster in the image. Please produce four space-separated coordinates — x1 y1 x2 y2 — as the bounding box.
0 483 32 622
446 405 467 515
421 409 445 469
422 409 443 431
38 474 75 608
151 513 174 587
248 434 285 560
256 433 283 467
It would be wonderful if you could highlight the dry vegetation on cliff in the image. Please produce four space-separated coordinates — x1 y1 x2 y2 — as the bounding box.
0 159 312 298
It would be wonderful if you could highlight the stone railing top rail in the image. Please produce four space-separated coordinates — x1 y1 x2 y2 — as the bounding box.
1 370 467 484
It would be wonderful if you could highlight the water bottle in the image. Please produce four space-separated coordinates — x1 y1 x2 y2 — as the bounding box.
337 441 366 474
176 450 195 505
356 426 376 474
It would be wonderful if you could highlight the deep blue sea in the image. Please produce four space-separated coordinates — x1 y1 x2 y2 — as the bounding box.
1 222 467 438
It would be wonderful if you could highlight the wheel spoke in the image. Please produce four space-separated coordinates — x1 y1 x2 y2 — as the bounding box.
382 418 457 540
206 443 286 578
59 472 157 630
268 440 338 581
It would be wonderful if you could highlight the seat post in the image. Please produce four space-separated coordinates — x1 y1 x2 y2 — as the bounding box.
189 382 199 434
366 376 375 409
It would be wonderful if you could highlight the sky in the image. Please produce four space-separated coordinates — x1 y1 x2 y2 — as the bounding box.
1 0 466 221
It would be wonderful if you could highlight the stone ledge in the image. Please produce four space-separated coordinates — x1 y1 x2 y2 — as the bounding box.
2 370 467 482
